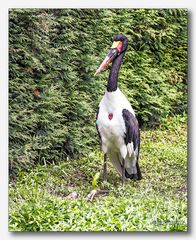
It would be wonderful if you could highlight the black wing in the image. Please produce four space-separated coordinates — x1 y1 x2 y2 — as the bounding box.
122 108 141 180
96 107 101 141
122 108 140 154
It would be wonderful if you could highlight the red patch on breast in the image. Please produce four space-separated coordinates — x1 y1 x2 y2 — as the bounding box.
108 113 113 120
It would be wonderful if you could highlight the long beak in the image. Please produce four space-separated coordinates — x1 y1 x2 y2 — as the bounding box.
94 48 118 76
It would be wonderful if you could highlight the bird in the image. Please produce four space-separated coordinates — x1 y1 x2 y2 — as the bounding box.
94 34 142 185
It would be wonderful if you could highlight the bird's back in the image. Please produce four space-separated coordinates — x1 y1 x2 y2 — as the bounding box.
99 88 135 117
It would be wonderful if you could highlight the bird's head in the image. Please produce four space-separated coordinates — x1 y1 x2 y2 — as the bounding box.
94 34 128 76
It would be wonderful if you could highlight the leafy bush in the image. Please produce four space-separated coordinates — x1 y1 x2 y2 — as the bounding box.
9 9 187 173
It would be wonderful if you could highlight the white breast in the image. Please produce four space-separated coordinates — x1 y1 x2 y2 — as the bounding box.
97 88 135 155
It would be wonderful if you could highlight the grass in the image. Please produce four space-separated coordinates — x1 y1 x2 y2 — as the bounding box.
9 114 187 231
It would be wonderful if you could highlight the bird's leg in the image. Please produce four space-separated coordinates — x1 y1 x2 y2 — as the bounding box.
122 158 125 186
103 153 107 181
87 154 109 201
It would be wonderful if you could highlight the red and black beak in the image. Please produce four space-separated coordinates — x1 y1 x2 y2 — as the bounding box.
94 41 123 76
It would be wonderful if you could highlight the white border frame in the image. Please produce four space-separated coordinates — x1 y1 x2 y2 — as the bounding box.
1 1 195 239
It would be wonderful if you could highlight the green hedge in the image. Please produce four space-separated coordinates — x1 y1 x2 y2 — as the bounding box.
9 9 187 173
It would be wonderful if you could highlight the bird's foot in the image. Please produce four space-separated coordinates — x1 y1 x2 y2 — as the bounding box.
66 191 79 200
87 190 98 201
87 189 109 202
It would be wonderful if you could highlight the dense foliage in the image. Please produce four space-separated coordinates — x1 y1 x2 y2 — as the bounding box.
9 9 187 173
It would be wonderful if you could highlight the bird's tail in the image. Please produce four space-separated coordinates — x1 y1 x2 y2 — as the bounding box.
108 149 141 180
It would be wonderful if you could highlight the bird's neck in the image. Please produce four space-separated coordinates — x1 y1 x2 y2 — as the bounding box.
107 53 125 92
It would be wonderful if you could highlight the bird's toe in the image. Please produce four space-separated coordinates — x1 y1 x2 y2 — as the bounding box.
66 191 79 200
87 190 98 201
87 189 109 201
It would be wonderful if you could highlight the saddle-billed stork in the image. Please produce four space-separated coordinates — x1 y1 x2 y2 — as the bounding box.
95 34 142 187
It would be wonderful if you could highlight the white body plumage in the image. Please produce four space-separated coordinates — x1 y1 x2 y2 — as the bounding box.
97 88 137 177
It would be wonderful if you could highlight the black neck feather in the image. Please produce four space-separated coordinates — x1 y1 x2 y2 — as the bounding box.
107 53 125 92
